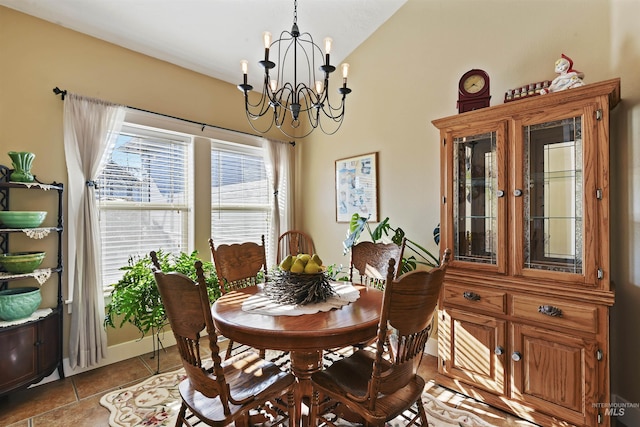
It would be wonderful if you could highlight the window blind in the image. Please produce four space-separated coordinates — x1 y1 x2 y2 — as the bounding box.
210 141 271 255
97 124 192 287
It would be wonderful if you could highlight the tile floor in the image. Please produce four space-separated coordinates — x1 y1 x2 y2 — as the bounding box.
0 345 567 427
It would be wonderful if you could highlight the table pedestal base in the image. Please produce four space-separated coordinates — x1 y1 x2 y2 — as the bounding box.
290 350 323 427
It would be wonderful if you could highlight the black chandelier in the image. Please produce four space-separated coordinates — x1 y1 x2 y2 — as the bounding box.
238 0 352 138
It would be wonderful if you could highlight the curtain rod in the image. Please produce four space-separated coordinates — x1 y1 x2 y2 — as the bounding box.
52 87 295 147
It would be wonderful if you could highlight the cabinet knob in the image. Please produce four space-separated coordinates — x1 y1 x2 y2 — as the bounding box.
463 291 481 301
496 190 505 198
494 346 504 355
512 351 522 362
513 189 523 197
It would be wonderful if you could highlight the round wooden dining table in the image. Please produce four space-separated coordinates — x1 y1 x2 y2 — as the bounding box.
211 283 383 426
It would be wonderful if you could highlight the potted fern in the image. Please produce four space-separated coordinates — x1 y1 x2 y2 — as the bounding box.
104 250 219 372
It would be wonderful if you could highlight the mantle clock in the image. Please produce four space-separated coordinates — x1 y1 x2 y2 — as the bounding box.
457 69 491 113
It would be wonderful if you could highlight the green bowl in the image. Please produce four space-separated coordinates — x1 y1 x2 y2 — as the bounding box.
0 211 47 228
0 287 42 321
0 288 42 320
0 251 46 274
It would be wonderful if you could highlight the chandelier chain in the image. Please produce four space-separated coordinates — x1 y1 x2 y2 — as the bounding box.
293 0 297 25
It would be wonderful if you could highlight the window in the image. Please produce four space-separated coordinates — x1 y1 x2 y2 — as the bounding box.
97 124 193 287
210 140 271 253
95 111 287 290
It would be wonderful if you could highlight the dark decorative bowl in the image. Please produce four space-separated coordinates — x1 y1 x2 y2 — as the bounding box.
0 251 46 274
0 287 42 321
0 211 47 228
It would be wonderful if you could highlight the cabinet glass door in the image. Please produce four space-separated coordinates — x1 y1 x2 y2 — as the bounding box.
453 132 498 265
523 116 582 273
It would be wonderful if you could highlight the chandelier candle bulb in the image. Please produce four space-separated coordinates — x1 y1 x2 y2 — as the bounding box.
239 60 253 92
324 37 332 66
339 63 352 96
324 37 332 54
315 80 323 94
263 31 272 48
263 31 272 61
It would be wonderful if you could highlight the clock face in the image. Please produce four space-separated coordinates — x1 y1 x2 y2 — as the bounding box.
463 74 486 94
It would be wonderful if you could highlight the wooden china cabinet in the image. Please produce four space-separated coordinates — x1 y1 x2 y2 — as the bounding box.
433 78 619 427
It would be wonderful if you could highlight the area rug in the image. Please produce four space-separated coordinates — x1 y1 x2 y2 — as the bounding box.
100 368 495 427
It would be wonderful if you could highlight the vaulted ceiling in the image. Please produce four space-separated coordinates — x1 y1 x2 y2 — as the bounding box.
0 0 407 87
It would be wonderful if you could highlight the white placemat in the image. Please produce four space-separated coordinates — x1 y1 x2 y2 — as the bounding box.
241 282 360 316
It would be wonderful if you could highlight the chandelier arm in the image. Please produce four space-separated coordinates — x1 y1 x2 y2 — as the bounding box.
272 82 295 110
318 102 347 134
296 84 320 111
318 117 345 136
245 81 276 119
302 102 320 130
275 96 289 128
295 35 324 89
276 122 316 139
245 109 275 134
273 30 294 90
320 91 348 116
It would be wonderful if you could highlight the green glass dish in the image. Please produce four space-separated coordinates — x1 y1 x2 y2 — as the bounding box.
0 287 42 321
0 251 46 274
0 211 47 228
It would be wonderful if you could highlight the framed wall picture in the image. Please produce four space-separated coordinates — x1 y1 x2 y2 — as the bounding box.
335 152 378 222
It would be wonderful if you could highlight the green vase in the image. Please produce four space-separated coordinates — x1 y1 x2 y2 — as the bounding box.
8 151 35 182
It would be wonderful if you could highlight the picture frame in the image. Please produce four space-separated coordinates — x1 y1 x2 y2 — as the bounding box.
335 152 378 222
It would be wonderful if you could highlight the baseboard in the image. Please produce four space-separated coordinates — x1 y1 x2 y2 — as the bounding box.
31 333 178 387
611 394 640 426
425 337 438 356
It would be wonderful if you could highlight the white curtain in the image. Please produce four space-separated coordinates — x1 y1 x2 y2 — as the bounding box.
63 93 125 369
263 138 293 267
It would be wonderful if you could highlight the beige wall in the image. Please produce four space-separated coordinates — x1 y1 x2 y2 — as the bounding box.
2 0 640 409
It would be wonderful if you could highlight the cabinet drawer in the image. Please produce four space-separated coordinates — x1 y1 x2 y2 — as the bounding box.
511 295 598 334
443 284 506 314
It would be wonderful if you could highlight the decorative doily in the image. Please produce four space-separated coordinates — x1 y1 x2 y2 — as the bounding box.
31 268 52 284
9 181 56 190
0 268 52 285
0 308 53 328
22 228 52 239
242 282 360 316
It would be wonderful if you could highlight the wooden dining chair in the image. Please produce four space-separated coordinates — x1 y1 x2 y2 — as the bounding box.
208 236 269 360
349 238 406 290
347 238 407 357
276 230 315 263
309 249 451 427
150 251 296 427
